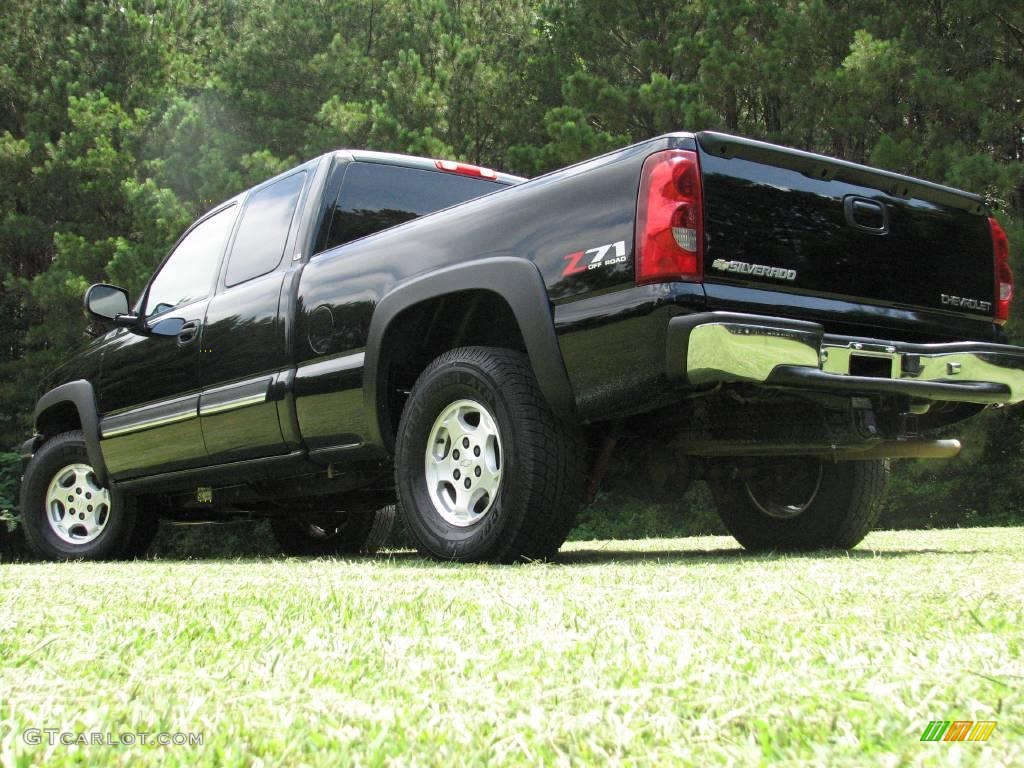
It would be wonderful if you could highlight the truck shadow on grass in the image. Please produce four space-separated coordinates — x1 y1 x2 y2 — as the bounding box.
552 546 988 565
359 545 988 566
0 547 989 564
0 519 991 563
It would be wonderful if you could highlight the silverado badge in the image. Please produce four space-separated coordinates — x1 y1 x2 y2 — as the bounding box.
711 258 796 282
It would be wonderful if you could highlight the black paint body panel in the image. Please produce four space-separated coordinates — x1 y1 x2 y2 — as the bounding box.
696 132 998 337
96 300 210 478
292 137 697 450
199 270 288 464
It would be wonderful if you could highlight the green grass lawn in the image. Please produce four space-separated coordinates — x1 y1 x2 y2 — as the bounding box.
1 528 1021 767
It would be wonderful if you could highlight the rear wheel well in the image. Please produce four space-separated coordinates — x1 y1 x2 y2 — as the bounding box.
36 402 82 440
378 290 528 449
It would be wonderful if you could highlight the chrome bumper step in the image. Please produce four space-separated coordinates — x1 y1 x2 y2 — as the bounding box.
669 312 1024 405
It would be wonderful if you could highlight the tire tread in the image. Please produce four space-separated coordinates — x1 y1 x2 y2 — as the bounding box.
20 430 140 561
709 458 889 552
396 346 583 563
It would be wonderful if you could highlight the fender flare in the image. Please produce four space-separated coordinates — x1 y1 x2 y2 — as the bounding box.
364 257 576 449
32 380 109 487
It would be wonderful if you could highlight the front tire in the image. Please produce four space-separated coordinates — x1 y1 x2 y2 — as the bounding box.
708 457 888 551
271 505 395 556
395 346 584 563
20 430 141 561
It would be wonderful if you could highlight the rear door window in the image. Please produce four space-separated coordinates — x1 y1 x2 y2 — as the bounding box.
224 171 306 286
318 162 501 253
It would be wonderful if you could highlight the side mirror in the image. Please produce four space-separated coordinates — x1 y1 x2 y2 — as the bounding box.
84 284 138 327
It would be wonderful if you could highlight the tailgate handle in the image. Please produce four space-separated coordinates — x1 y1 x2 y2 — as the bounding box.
844 196 888 235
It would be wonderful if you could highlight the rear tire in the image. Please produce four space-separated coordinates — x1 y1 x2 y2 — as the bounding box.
271 505 395 556
395 346 584 563
20 430 141 561
708 457 888 551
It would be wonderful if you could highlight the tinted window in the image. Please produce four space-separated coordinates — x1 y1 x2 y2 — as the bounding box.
225 171 306 286
319 162 500 252
145 206 236 316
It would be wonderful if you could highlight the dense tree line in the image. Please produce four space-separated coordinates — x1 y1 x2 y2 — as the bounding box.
1 0 1023 526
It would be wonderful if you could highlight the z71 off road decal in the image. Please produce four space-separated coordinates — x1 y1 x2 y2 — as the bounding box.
562 240 628 276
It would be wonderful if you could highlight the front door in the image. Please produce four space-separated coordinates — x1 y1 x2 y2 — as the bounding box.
96 204 238 480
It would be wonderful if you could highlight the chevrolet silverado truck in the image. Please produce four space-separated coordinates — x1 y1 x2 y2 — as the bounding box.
19 132 1024 562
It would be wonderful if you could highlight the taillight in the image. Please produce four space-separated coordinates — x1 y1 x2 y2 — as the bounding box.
434 159 497 179
635 149 703 284
990 216 1013 325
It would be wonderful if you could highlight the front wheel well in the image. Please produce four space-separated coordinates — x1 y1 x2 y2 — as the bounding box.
35 401 83 440
378 290 528 449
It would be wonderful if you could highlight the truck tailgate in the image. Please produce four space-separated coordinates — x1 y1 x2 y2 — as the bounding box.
696 132 996 323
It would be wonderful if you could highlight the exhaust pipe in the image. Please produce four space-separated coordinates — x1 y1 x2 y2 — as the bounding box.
680 439 962 460
830 439 961 460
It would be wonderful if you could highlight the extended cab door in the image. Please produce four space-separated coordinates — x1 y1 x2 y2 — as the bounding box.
197 167 312 463
97 204 238 480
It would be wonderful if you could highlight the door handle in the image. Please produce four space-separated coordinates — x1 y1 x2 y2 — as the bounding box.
177 319 201 346
843 196 889 235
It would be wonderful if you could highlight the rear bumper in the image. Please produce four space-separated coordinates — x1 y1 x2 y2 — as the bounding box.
667 312 1024 405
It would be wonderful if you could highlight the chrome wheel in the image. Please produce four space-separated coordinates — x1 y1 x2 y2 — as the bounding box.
743 458 823 520
44 463 111 544
424 399 503 527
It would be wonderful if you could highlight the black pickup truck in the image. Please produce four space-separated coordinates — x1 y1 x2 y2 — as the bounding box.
19 132 1023 562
